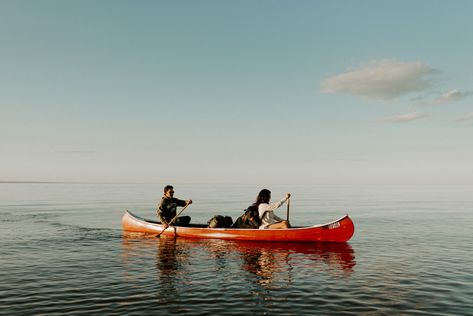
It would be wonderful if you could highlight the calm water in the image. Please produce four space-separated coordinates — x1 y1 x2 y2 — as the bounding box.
0 183 472 315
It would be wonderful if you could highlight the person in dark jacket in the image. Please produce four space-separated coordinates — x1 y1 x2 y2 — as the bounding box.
157 185 192 226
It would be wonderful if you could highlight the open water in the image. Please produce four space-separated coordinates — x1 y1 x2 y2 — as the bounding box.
0 183 472 315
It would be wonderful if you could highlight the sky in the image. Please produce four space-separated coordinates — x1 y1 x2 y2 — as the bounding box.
1 0 472 185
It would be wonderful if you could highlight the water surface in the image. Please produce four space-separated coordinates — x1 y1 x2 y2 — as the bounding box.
0 183 471 315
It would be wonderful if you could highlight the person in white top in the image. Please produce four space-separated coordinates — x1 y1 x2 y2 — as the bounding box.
254 189 291 229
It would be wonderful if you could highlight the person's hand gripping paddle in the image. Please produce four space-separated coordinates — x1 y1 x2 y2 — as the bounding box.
156 202 191 238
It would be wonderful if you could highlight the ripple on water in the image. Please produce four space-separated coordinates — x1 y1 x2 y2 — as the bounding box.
1 183 473 315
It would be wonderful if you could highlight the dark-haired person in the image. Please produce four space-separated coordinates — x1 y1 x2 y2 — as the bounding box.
254 189 291 229
157 185 192 227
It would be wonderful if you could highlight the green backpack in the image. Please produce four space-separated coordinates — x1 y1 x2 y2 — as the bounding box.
232 206 261 229
207 215 233 228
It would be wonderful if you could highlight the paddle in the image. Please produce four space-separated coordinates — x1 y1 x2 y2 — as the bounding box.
156 202 191 238
286 196 291 221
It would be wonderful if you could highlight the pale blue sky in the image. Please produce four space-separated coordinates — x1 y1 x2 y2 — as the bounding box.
1 0 472 184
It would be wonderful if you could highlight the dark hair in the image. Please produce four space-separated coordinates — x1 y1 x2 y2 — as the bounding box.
164 185 173 193
253 189 271 207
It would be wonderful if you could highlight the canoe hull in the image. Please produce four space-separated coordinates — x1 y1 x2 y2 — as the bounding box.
122 210 354 242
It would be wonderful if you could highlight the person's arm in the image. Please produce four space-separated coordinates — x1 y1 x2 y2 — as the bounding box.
266 196 289 212
175 198 192 207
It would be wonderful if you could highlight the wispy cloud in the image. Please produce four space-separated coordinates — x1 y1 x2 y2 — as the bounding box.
455 112 473 124
378 112 431 123
416 89 473 106
321 59 438 100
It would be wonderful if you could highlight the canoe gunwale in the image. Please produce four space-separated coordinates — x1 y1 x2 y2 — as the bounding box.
124 210 349 230
122 210 354 242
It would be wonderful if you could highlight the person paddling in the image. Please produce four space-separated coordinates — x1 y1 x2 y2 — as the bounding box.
254 189 291 229
157 185 192 227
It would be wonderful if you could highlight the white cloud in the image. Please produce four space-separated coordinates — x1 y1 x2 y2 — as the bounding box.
455 112 473 123
418 89 473 105
321 59 438 100
378 112 431 123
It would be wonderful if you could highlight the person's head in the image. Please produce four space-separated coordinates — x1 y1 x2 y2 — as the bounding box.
164 185 174 198
254 189 271 206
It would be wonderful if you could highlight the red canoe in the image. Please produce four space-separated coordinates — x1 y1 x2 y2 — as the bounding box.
122 210 354 242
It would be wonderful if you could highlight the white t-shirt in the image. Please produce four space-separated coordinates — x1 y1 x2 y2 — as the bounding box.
258 197 288 229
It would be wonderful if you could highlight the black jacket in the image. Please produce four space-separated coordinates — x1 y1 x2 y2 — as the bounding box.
157 196 186 224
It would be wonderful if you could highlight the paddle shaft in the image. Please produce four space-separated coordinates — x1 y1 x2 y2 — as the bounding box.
286 197 290 221
156 203 190 237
